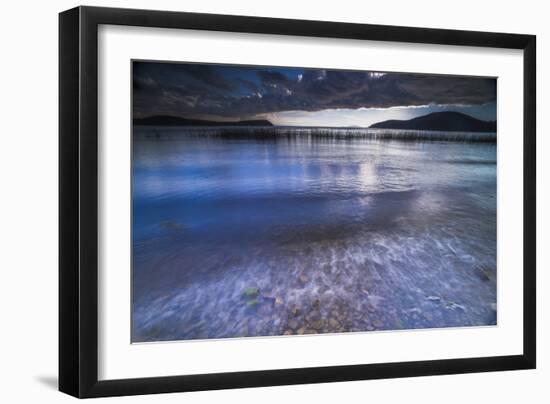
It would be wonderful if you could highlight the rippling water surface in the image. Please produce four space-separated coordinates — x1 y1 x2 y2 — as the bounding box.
132 127 497 342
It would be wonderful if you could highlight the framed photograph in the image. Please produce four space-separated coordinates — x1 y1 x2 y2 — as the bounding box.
59 6 536 398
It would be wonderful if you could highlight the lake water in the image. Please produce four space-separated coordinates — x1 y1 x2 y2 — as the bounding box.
132 127 497 342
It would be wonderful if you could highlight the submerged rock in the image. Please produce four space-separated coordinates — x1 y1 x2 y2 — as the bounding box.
246 299 259 309
373 319 384 328
328 318 340 328
310 319 324 330
476 266 492 282
288 319 299 330
306 310 321 322
242 287 259 299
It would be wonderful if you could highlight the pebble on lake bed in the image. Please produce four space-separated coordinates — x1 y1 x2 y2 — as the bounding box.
288 319 299 330
291 306 301 317
373 319 384 328
242 287 259 298
328 318 340 328
310 319 324 330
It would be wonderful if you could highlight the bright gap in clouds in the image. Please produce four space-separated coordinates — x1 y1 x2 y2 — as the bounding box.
264 102 496 128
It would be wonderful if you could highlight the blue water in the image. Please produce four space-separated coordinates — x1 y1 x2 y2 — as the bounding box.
132 127 497 342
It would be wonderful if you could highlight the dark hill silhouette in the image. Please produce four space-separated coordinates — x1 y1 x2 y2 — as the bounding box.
369 111 496 133
134 115 273 127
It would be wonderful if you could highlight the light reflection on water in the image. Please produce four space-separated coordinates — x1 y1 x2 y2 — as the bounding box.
132 129 497 342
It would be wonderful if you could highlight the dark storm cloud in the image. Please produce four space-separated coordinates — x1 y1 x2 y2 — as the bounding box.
132 61 496 119
180 65 237 91
258 70 290 85
237 78 259 92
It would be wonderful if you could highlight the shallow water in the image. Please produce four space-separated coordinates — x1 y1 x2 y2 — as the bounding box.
132 127 497 342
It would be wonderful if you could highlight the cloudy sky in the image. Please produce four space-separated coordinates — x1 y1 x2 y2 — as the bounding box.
133 61 496 127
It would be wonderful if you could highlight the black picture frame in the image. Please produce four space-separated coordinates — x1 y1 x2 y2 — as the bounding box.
59 5 536 398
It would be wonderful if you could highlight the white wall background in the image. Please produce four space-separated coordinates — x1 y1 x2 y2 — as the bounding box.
0 0 546 402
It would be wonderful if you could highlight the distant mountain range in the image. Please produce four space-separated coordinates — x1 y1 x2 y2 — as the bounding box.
133 115 273 127
135 111 496 133
369 111 496 133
